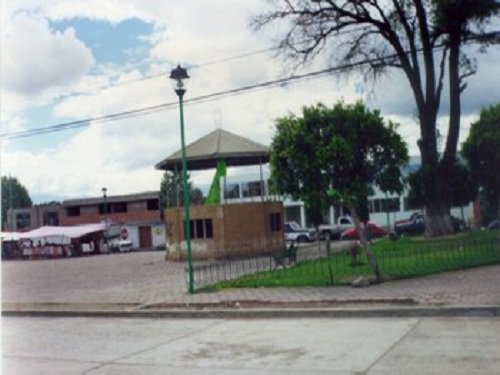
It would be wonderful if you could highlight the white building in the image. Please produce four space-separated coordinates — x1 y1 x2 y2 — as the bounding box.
219 160 474 229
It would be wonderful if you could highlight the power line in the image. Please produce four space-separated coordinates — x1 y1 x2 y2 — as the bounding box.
0 52 400 140
56 46 281 99
4 39 472 140
54 28 369 98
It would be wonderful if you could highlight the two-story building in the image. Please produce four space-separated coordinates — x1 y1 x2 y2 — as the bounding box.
6 191 166 250
220 160 475 229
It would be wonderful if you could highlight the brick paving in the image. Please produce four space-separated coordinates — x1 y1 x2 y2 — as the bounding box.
2 250 500 307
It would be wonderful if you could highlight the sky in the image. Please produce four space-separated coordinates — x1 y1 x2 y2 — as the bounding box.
1 1 499 204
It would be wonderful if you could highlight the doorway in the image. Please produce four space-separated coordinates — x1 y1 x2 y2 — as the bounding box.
139 226 152 249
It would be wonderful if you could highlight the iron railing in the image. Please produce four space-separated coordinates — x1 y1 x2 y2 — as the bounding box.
189 232 500 291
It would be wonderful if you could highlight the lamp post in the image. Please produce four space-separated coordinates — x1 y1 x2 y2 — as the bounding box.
9 175 13 230
170 64 194 294
102 187 109 253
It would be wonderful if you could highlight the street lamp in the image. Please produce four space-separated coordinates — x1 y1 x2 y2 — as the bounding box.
102 187 109 253
170 64 194 294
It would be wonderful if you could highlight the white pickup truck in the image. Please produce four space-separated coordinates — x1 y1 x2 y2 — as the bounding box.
318 216 355 240
284 222 317 242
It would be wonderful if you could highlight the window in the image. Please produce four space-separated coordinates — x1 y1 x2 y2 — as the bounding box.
269 213 282 232
404 197 421 211
285 206 301 224
147 199 159 211
98 203 111 215
111 202 127 213
241 181 263 197
368 198 401 213
388 198 400 212
339 217 351 225
43 212 59 226
16 212 31 229
99 202 127 214
224 183 240 199
185 219 213 239
66 206 80 217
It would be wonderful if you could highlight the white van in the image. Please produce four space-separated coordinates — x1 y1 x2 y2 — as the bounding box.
109 239 133 253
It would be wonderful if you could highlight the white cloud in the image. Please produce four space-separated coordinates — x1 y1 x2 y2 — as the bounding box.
1 115 171 199
1 15 95 98
2 0 156 25
2 1 498 203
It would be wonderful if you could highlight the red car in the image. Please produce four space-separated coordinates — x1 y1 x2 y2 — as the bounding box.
340 222 388 240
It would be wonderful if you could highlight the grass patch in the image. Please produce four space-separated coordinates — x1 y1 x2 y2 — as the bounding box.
208 230 499 290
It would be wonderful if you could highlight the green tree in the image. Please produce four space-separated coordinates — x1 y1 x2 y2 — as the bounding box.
271 101 409 281
407 162 477 224
1 176 33 230
254 0 499 236
478 188 498 227
159 171 204 217
462 103 500 225
406 168 425 211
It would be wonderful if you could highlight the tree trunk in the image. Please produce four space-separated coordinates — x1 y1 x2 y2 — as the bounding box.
442 32 461 168
425 201 453 237
497 196 500 228
348 206 382 283
417 112 454 237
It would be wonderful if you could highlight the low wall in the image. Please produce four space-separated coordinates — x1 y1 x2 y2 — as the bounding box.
165 202 284 261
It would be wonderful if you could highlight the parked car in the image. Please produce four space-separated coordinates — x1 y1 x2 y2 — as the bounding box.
109 239 133 253
394 213 425 235
318 216 355 240
394 213 465 235
452 216 466 232
284 222 317 243
340 222 388 240
394 212 424 227
487 220 499 230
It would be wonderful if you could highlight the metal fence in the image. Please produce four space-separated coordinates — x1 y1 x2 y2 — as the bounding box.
189 232 500 291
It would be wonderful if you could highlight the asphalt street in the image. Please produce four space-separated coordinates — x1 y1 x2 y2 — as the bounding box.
3 316 500 374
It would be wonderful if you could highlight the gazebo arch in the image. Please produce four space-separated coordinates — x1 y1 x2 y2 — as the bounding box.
155 129 284 260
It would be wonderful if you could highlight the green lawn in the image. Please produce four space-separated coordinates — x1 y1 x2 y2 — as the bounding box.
208 230 500 290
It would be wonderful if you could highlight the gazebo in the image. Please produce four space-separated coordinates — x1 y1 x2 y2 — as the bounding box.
155 128 284 261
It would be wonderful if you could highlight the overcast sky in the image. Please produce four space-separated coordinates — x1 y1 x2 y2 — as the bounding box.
1 1 499 203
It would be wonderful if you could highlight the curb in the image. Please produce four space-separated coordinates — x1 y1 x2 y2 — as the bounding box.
3 305 499 319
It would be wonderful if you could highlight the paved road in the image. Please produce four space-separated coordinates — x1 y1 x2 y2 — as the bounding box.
3 316 500 374
2 250 500 307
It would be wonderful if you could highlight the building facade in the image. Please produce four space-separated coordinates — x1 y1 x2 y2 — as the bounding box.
220 166 475 229
6 203 63 231
6 191 166 250
165 201 284 260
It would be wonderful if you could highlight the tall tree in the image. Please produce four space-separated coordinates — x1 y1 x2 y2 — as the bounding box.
271 101 408 281
407 162 477 224
462 103 500 224
254 0 499 236
1 176 33 230
159 171 204 217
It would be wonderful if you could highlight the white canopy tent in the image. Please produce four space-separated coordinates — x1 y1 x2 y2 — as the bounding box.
0 232 22 241
9 223 106 244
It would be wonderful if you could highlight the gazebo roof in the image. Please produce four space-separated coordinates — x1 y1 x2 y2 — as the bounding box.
155 128 270 171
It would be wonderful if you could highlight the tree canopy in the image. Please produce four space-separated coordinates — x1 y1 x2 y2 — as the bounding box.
159 171 204 216
462 103 500 223
407 161 477 210
270 101 408 280
271 102 408 218
254 0 500 236
1 176 32 230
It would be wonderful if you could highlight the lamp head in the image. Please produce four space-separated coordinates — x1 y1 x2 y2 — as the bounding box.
169 65 189 97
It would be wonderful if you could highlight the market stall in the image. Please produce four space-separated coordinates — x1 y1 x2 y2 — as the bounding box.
6 223 106 259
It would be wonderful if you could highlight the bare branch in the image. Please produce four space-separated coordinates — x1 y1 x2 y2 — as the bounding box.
434 46 448 113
